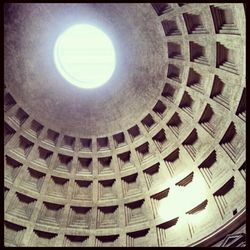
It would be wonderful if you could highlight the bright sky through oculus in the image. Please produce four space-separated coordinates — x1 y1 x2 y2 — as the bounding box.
54 24 116 89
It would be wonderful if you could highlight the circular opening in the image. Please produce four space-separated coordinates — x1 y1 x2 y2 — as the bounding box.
54 24 116 89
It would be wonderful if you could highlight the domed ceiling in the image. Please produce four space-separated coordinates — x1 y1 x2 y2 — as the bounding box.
4 3 246 247
4 3 168 136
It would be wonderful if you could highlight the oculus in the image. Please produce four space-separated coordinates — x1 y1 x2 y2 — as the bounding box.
54 24 116 89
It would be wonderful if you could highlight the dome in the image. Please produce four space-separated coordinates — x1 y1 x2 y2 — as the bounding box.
4 3 246 247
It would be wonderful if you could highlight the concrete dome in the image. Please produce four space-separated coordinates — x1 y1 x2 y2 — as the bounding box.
4 3 246 247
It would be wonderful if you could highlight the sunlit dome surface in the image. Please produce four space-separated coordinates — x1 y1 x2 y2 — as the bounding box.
4 3 246 247
54 24 116 89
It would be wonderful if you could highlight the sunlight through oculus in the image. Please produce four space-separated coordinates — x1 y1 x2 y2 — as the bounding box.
54 24 116 89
